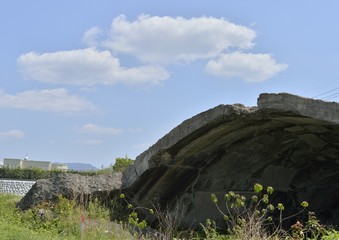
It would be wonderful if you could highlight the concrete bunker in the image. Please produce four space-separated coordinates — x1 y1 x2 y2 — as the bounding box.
122 93 339 227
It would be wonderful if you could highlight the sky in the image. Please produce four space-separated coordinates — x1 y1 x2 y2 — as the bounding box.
0 1 339 168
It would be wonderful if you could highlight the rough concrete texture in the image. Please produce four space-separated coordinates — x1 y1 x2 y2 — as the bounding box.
122 93 339 227
17 173 122 210
258 93 339 124
122 104 258 188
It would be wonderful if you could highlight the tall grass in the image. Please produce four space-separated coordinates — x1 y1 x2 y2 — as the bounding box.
0 194 134 240
1 192 338 239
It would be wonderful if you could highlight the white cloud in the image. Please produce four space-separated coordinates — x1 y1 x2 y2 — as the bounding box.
0 88 96 113
83 27 103 47
205 52 288 82
0 130 25 139
98 15 256 64
18 15 287 86
17 48 169 87
78 123 122 135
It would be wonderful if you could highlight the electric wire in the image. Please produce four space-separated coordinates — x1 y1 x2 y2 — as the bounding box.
300 79 337 96
308 83 339 101
322 92 339 101
312 86 339 98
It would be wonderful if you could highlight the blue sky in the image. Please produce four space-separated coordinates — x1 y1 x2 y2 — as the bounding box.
1 1 338 168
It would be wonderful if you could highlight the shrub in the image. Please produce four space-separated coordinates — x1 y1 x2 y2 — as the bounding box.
119 193 150 236
112 157 134 173
209 183 309 239
0 167 102 180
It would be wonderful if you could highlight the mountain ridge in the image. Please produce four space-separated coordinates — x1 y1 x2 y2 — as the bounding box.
65 163 99 171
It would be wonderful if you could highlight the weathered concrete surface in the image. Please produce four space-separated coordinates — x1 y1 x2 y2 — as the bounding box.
258 93 339 124
122 104 258 188
122 93 339 227
17 173 122 210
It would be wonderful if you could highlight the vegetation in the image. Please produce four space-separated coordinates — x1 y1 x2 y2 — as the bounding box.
0 156 135 180
0 167 102 180
97 156 135 175
0 194 134 240
1 190 338 240
1 177 338 239
205 183 337 239
112 156 134 173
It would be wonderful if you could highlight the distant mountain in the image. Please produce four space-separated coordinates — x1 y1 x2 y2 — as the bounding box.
66 163 99 171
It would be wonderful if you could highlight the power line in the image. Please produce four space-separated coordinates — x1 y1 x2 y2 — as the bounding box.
313 86 339 98
322 92 339 101
300 79 338 96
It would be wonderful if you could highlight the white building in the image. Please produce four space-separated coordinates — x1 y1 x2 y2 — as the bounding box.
3 158 67 171
51 163 68 171
3 158 22 169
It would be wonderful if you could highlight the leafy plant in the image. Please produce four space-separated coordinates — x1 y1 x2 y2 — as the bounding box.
200 219 228 240
210 183 309 239
112 156 134 173
291 211 327 239
119 193 153 238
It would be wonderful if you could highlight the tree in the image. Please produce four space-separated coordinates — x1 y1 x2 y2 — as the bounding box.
112 156 134 173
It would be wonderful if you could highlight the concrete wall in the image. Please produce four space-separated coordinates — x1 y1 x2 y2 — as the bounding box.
0 179 35 195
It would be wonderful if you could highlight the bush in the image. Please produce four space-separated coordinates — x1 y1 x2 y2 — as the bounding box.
0 168 102 180
112 157 134 173
207 183 337 239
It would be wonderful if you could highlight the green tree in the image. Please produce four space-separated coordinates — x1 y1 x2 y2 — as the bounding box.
112 156 134 173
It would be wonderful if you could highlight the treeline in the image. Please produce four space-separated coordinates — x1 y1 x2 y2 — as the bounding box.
0 168 100 180
0 156 135 180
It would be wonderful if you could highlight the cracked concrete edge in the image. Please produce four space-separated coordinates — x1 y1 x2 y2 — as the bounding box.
122 93 339 189
258 93 339 124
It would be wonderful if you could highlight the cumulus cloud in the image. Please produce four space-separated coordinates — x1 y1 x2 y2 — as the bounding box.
17 48 169 86
0 130 25 139
78 123 122 135
83 15 287 82
18 15 287 86
83 27 103 47
205 52 288 82
99 15 256 64
0 88 96 113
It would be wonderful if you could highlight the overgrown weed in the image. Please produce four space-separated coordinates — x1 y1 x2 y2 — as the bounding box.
0 193 135 240
1 185 339 240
